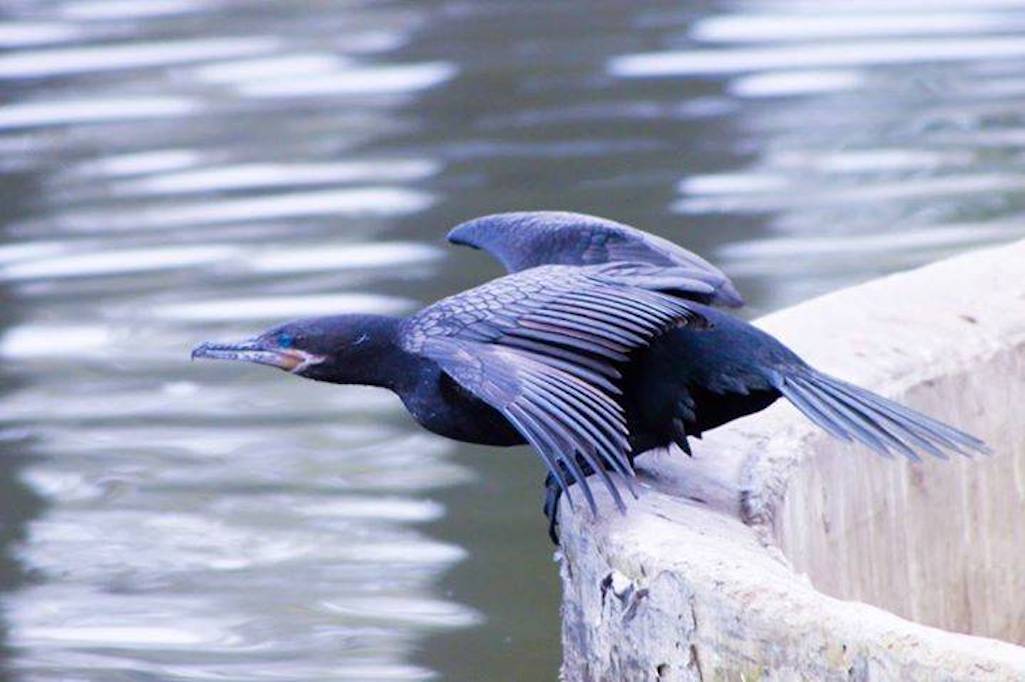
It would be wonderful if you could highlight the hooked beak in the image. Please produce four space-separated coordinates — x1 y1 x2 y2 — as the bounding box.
191 338 324 373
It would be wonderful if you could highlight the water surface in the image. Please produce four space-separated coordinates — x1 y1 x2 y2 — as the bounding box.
2 1 1025 680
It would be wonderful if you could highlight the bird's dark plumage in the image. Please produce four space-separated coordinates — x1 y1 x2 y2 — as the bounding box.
447 211 745 308
400 262 710 511
194 211 989 541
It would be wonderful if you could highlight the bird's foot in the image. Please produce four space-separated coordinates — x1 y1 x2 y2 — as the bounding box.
542 472 563 546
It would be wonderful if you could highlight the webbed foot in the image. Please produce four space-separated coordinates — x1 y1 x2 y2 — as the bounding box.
543 472 563 546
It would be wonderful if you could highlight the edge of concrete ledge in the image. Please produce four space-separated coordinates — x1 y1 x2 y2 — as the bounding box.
558 238 1025 682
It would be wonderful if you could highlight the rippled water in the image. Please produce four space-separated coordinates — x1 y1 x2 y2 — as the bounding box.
2 1 1024 680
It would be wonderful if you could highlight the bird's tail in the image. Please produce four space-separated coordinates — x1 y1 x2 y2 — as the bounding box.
775 367 990 460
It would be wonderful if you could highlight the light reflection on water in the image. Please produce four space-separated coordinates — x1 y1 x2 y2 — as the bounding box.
1 0 1025 680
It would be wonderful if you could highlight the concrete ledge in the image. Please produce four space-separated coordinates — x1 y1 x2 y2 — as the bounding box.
558 239 1025 681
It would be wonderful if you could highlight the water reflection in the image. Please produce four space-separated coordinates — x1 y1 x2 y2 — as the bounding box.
0 434 46 679
0 37 281 79
0 96 203 131
1 0 1025 680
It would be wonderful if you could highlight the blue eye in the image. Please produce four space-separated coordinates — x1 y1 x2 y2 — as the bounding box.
278 333 294 349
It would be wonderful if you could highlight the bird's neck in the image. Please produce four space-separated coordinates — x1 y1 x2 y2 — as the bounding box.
322 315 423 392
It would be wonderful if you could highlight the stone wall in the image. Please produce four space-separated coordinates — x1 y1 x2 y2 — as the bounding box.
558 238 1025 681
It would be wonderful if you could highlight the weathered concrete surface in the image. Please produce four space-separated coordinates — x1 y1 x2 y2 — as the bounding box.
558 238 1025 681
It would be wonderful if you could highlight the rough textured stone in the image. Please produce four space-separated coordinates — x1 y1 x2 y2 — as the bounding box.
558 239 1025 681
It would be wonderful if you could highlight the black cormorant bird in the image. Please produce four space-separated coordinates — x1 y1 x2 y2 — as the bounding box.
193 211 988 542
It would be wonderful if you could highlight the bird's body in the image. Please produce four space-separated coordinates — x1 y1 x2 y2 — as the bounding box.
193 211 988 538
401 361 525 447
621 304 785 452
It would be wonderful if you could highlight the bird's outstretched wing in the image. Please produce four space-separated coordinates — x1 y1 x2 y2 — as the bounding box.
447 211 744 307
401 264 706 512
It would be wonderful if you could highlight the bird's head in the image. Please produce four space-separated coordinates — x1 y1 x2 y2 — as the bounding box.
191 314 400 385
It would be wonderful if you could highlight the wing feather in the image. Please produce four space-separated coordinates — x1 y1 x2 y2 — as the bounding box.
404 264 706 512
499 336 622 385
446 211 744 307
